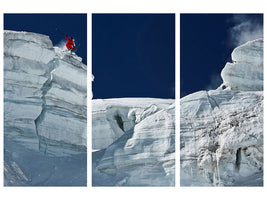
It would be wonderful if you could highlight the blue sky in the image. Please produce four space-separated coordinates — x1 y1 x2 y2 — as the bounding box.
4 14 87 64
92 14 175 99
180 14 263 98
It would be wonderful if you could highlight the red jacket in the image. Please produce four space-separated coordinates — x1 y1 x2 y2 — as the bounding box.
65 36 74 49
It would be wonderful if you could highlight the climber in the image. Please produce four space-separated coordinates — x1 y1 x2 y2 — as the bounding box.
65 35 75 52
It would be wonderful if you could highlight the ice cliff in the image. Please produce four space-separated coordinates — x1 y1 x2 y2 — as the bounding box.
180 39 263 186
4 30 87 186
92 98 175 186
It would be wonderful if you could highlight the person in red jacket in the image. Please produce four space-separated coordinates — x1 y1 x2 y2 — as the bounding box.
65 35 75 51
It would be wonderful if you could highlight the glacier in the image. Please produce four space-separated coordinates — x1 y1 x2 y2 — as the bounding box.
180 39 263 186
92 98 175 186
4 30 87 186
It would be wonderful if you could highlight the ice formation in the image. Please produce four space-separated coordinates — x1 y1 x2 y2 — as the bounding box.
4 30 87 186
221 39 263 91
180 39 263 186
92 98 175 186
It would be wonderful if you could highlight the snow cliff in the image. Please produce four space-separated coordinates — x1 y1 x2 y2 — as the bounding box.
92 98 175 186
180 39 263 186
4 30 87 186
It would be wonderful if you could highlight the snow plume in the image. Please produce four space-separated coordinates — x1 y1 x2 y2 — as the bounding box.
229 14 263 47
205 74 223 91
55 39 67 50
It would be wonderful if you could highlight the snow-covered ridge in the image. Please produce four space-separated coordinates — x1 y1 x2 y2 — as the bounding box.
181 39 263 186
4 30 87 156
92 98 175 186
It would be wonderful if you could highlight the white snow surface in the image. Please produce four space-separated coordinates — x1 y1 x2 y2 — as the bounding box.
181 39 263 186
4 30 87 186
92 98 175 186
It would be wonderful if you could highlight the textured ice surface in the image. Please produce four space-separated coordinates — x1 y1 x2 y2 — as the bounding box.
92 98 175 186
181 39 263 186
221 39 263 91
4 30 87 186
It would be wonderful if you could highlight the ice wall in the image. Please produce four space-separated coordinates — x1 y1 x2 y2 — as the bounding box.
4 30 87 156
92 98 175 186
180 39 263 186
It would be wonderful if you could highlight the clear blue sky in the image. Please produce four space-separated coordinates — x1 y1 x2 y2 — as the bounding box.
92 14 175 99
180 14 263 98
4 14 87 65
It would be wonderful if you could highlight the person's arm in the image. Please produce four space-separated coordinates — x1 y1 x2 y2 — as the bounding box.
65 35 70 40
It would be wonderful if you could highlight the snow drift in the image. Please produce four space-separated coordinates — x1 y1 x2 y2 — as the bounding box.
4 30 87 186
180 39 263 186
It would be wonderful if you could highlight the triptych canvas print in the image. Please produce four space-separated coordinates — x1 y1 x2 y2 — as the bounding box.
3 13 263 187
